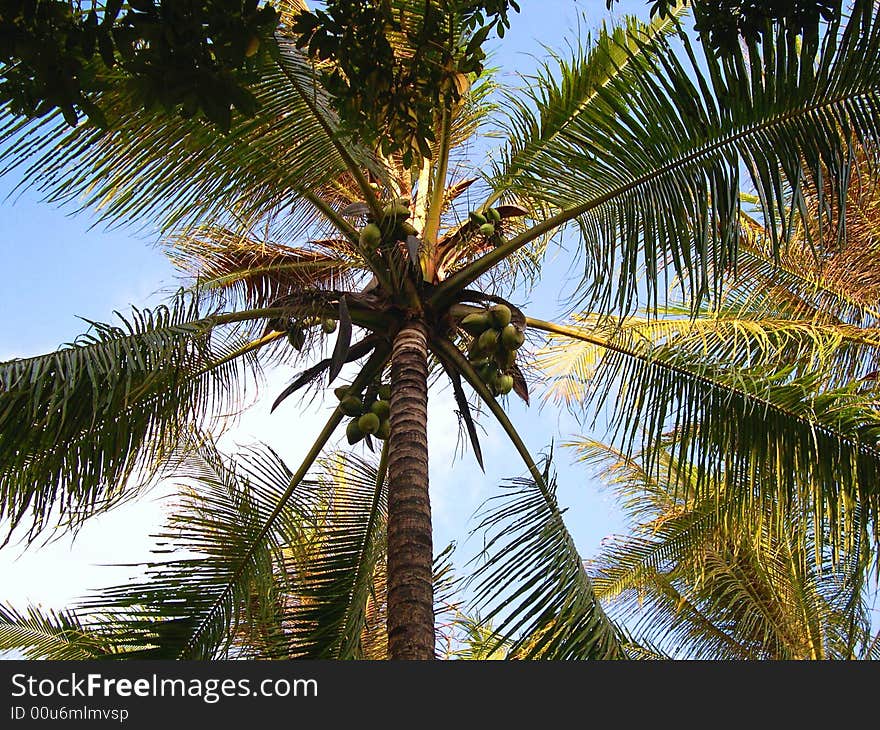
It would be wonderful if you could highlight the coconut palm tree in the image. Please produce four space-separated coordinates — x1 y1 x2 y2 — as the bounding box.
2 1 880 659
537 144 880 658
571 437 880 659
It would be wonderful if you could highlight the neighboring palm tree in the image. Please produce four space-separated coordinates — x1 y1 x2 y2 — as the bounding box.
2 1 880 659
536 145 880 658
571 437 880 659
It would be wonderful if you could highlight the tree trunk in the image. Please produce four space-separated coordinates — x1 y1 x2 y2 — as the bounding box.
387 320 434 659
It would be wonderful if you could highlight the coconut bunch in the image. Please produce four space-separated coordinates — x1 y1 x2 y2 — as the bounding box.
357 197 418 254
460 304 525 396
266 315 338 349
336 381 393 444
468 207 504 246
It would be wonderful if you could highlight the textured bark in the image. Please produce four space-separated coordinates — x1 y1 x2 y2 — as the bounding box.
387 320 434 659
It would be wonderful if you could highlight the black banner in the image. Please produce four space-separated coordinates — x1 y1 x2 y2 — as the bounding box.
0 660 868 727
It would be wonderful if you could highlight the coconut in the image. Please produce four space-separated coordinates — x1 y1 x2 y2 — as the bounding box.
377 419 391 440
477 327 500 354
479 223 496 237
501 323 525 350
287 326 306 350
489 304 512 328
396 221 419 238
346 419 365 445
478 362 498 384
461 312 491 335
340 396 364 417
493 373 514 395
486 207 501 223
322 318 337 334
496 349 518 369
382 202 411 220
358 412 381 435
468 336 487 359
370 399 391 420
359 223 382 250
334 385 350 401
245 35 261 58
469 210 487 225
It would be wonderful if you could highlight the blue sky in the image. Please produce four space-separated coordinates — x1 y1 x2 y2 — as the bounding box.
0 0 682 637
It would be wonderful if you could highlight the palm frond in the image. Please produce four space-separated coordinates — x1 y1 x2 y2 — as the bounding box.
166 225 364 310
0 604 116 660
75 438 314 659
578 437 874 659
0 36 382 237
491 10 683 196
0 292 268 540
476 3 880 313
735 206 880 326
542 310 880 391
533 317 880 556
282 450 388 659
467 457 625 659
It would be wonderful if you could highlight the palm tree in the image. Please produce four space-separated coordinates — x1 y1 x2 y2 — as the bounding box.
538 145 880 658
572 438 879 659
2 1 880 659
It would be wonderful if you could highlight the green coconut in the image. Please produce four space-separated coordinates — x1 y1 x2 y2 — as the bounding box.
461 312 491 335
489 304 512 328
359 223 382 250
493 373 514 395
358 412 381 435
495 349 518 369
501 323 525 350
382 202 411 220
478 362 498 384
479 223 496 237
486 207 501 223
334 385 350 401
377 419 391 440
340 396 364 417
469 210 487 225
370 399 391 420
477 327 500 353
346 419 365 445
396 221 419 238
322 318 337 334
287 326 306 350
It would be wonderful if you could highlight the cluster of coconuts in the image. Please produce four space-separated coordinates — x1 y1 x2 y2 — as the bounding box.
336 382 393 444
469 207 503 243
283 316 337 350
358 197 418 253
460 304 524 396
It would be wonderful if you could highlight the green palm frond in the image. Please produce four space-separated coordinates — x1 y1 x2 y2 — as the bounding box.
282 450 388 659
75 438 312 659
0 292 272 540
0 604 117 660
467 459 625 660
533 317 880 554
471 3 880 312
491 10 683 198
0 36 381 237
576 437 873 659
18 357 385 660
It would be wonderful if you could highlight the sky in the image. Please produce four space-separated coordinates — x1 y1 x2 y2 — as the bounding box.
0 0 678 637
